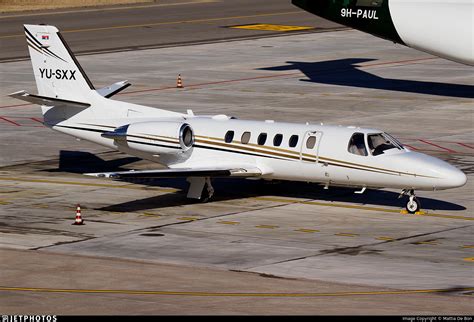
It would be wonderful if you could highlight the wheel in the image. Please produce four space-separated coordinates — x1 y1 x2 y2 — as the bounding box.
406 196 420 214
200 181 214 203
200 185 210 203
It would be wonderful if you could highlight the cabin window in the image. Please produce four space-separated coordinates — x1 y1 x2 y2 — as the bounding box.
273 134 283 146
289 135 299 148
348 133 368 156
257 133 267 145
368 133 402 156
241 131 251 144
306 136 316 149
225 130 234 143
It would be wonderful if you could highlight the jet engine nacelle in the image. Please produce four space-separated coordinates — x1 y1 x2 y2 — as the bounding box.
103 121 194 163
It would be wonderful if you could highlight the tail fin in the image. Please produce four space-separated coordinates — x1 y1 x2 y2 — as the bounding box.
24 24 95 102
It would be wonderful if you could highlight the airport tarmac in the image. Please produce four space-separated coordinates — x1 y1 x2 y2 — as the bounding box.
0 0 341 62
0 25 473 314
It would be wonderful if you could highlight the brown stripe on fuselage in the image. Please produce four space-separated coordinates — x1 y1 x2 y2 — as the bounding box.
79 125 436 179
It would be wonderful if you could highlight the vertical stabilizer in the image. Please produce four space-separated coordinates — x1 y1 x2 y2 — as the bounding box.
24 24 95 102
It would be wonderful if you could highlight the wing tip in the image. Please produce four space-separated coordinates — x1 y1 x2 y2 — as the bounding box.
8 90 28 98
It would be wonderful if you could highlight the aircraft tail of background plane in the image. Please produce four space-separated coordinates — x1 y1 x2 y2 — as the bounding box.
291 0 474 66
24 24 98 103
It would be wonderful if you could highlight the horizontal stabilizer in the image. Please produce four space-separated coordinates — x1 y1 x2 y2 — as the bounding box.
96 80 131 98
9 90 90 108
85 167 262 179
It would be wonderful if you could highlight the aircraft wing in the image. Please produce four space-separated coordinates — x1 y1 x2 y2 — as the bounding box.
96 80 131 98
85 166 262 179
9 90 90 108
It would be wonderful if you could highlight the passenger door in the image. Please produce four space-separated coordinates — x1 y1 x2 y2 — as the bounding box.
300 131 322 162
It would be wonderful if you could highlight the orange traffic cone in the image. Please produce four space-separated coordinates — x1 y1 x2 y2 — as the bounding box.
73 204 84 225
177 74 184 88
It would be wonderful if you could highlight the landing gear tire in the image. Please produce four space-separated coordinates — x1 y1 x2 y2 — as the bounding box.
200 178 214 203
406 195 420 214
200 185 210 203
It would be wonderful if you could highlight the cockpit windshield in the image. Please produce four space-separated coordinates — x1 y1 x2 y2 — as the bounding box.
368 133 403 156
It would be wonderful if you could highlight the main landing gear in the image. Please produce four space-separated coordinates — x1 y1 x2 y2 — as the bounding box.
186 177 214 203
399 189 421 214
200 177 215 203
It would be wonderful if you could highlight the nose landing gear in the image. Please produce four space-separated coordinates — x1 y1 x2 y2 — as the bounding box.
400 189 421 214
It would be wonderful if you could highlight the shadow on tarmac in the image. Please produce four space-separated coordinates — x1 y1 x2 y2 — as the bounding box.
45 150 141 174
260 58 474 99
96 178 466 213
47 149 466 213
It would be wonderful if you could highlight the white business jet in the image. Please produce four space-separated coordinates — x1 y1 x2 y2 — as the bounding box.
10 25 467 213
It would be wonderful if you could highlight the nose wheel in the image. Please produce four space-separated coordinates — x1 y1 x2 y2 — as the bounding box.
400 189 421 214
406 195 420 213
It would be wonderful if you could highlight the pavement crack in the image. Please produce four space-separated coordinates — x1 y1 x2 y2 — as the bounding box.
105 198 313 238
246 224 473 268
30 236 97 250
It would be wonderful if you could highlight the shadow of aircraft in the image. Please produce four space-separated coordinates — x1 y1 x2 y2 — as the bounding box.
44 151 465 213
45 150 141 174
260 58 474 99
97 178 466 213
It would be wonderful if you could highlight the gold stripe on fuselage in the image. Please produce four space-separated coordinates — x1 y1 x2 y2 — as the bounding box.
81 125 436 179
196 134 309 157
195 138 402 176
195 134 437 178
196 137 307 161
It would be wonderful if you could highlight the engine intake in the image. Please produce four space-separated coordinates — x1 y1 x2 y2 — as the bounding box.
102 121 194 157
179 123 194 149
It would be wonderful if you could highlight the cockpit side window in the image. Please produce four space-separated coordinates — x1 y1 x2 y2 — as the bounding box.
348 133 368 156
368 133 402 156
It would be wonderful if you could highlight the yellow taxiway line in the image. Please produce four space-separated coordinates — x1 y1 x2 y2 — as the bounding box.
177 216 199 221
295 228 319 233
0 177 470 221
0 177 177 192
218 221 240 225
230 24 314 32
376 236 395 241
254 197 474 221
0 10 304 39
0 286 473 297
255 225 279 229
335 233 359 237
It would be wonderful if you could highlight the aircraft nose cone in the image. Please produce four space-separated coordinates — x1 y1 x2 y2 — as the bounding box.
443 168 467 188
403 152 467 190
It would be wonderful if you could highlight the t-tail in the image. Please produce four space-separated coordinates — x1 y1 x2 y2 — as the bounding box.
23 24 98 102
10 24 182 126
9 24 108 125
